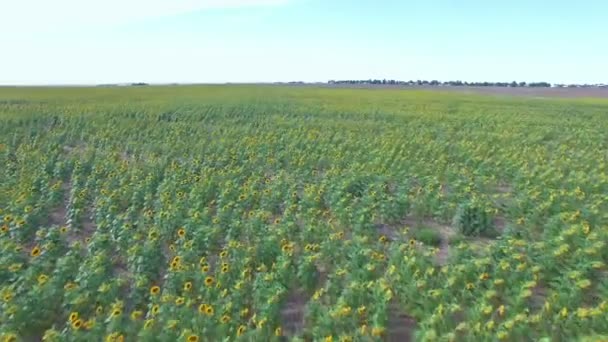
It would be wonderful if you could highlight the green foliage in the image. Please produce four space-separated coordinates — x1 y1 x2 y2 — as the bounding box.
1 85 608 341
412 227 442 246
452 201 495 237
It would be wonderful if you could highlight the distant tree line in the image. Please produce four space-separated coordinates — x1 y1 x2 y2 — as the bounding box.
327 79 556 87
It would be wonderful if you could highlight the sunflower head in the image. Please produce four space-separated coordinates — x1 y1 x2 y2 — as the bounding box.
204 276 214 287
71 319 82 330
151 305 160 315
150 286 161 296
183 282 192 291
31 246 41 257
111 308 122 318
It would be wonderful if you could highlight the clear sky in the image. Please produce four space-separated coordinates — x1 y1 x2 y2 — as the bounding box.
1 0 606 85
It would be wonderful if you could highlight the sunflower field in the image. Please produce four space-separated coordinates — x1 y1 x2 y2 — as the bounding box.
1 86 607 341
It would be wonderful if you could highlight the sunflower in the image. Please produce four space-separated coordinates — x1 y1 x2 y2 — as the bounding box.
8 263 22 272
144 319 155 329
83 319 96 330
187 335 199 342
110 308 122 318
219 250 228 258
177 228 186 238
371 326 385 337
69 312 79 322
150 285 161 296
238 194 246 201
274 218 281 224
175 297 185 306
479 273 490 281
199 257 207 265
3 292 14 302
1 333 16 342
131 311 143 320
30 246 41 257
151 304 160 315
220 314 231 324
237 325 246 336
204 276 214 287
38 274 49 285
167 320 179 329
3 215 12 223
201 265 210 273
466 283 475 290
96 306 103 315
379 235 388 243
183 282 192 291
0 224 8 233
64 282 77 291
274 327 282 336
221 263 229 273
71 319 83 330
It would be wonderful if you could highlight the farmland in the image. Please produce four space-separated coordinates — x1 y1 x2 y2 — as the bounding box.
1 85 607 341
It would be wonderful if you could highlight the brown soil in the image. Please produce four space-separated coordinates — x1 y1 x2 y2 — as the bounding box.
387 300 417 342
280 289 308 337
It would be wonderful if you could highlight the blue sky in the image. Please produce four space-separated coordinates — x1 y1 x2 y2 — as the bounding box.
1 0 606 85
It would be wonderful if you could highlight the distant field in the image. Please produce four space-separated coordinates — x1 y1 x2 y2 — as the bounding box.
1 86 607 341
320 84 608 98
